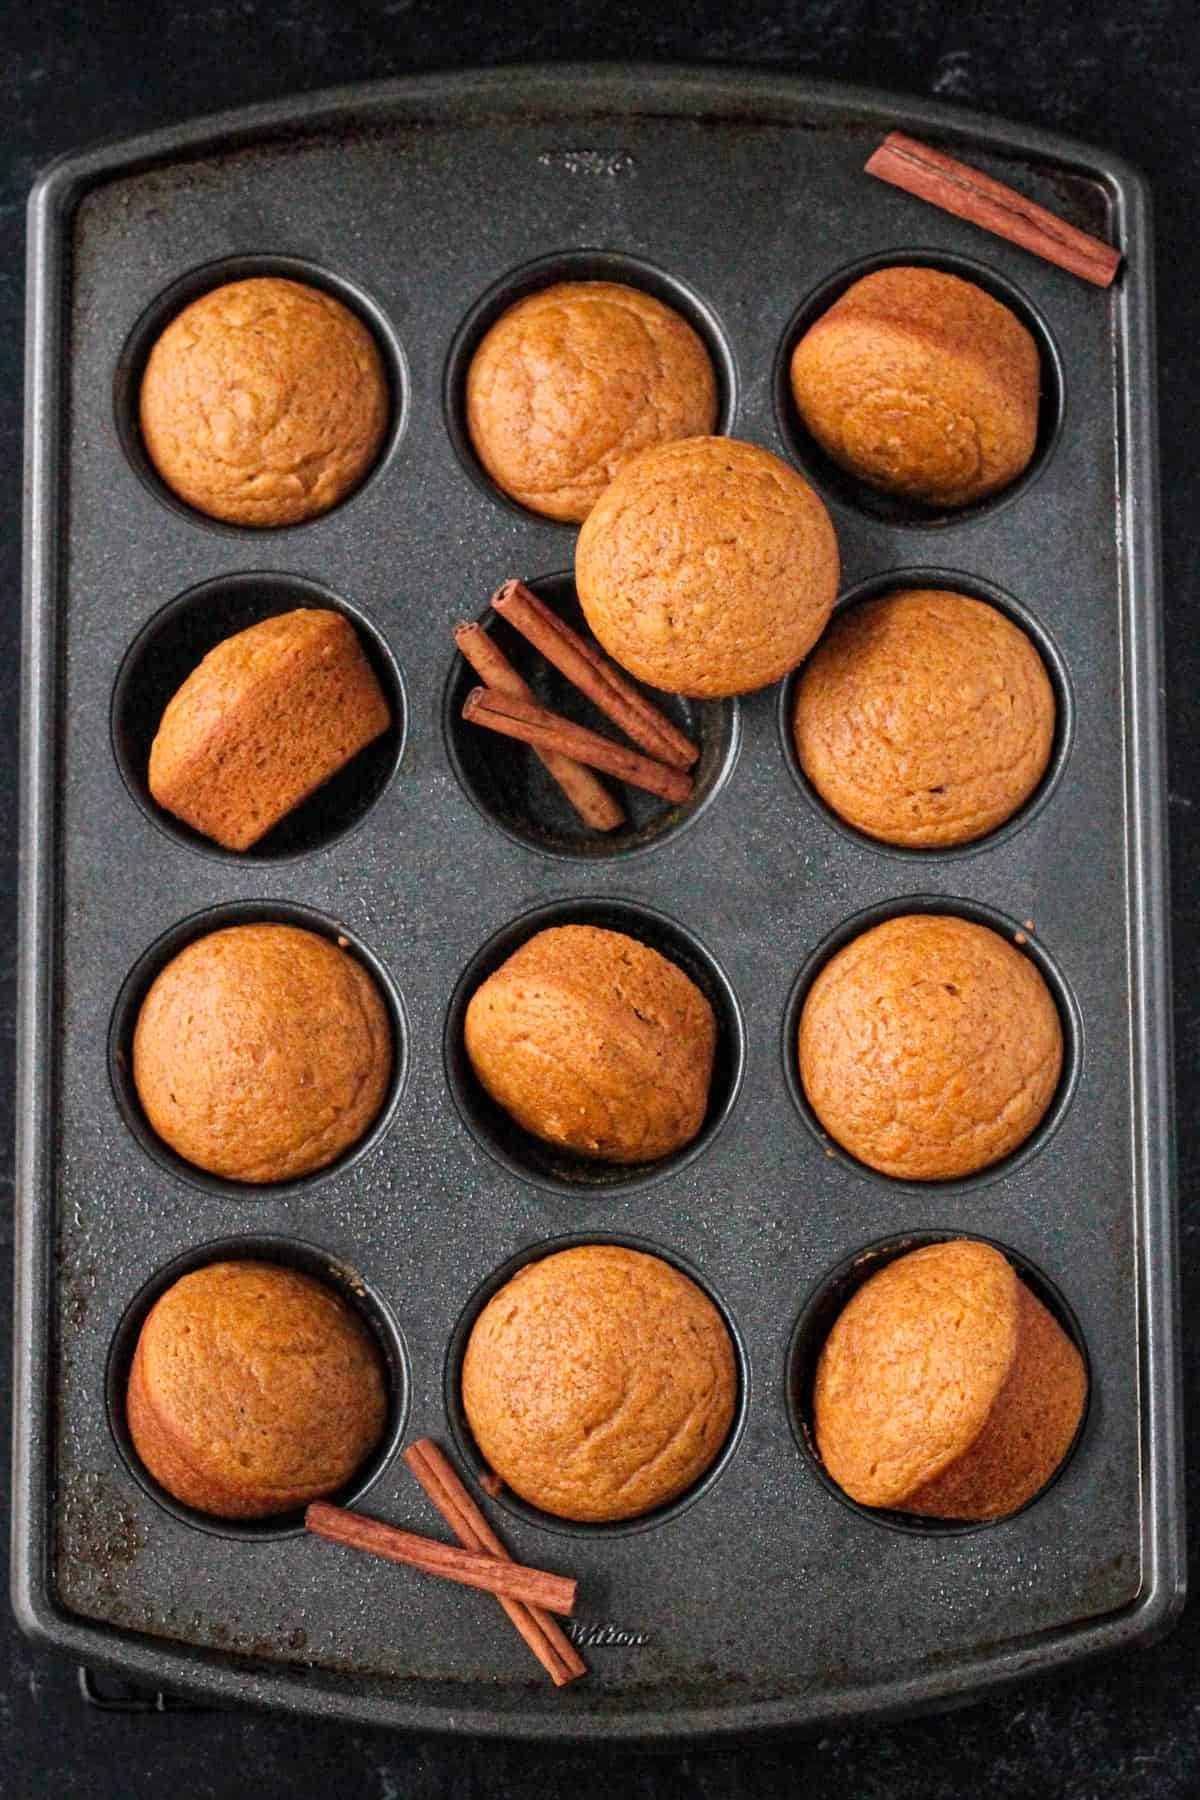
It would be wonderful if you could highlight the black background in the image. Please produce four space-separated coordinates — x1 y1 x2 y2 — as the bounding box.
2 4 1197 1795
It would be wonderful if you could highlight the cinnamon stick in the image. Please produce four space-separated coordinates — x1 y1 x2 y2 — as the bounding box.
454 622 624 833
304 1503 576 1615
492 580 699 770
865 131 1121 289
403 1439 586 1688
462 686 693 806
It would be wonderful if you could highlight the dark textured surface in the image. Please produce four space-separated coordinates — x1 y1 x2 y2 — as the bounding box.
3 4 1197 1796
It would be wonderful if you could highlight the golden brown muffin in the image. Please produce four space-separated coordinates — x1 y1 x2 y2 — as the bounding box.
148 609 392 851
789 267 1040 507
576 436 839 698
793 589 1055 847
813 1239 1087 1520
139 276 389 526
462 1244 736 1521
127 1261 387 1519
133 923 392 1183
466 280 718 522
798 914 1062 1180
464 924 716 1164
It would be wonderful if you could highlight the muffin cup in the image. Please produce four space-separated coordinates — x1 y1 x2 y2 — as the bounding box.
106 1234 410 1542
114 253 408 533
776 567 1074 861
443 248 739 523
781 894 1082 1192
785 1230 1091 1536
772 248 1065 529
108 901 408 1198
445 896 746 1195
112 572 407 863
444 1230 749 1539
443 570 740 862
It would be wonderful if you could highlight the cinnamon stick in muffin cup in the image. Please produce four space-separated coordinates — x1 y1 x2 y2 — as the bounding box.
462 687 693 805
454 622 624 832
491 579 699 769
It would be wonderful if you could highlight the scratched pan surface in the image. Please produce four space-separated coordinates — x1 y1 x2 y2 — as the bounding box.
15 67 1182 1742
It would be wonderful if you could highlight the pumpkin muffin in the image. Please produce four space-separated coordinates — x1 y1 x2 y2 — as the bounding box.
139 276 389 526
149 608 392 851
793 589 1055 847
466 280 718 522
127 1260 387 1519
789 267 1040 507
133 923 392 1183
462 1244 736 1521
576 436 839 698
814 1239 1087 1520
464 924 716 1164
798 914 1062 1180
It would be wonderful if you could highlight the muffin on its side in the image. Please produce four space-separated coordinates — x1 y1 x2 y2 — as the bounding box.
466 280 718 521
127 1261 387 1519
462 1244 736 1521
132 923 392 1183
149 608 392 851
814 1239 1087 1520
139 276 389 526
789 267 1040 507
464 924 716 1164
793 588 1055 847
576 436 839 698
798 914 1062 1180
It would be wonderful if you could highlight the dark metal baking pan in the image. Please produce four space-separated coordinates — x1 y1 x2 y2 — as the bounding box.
15 65 1182 1742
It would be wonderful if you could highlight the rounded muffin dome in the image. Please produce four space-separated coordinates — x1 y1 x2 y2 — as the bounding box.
792 588 1055 847
139 276 389 526
814 1239 1087 1520
789 266 1040 507
132 922 392 1183
575 436 839 698
127 1260 388 1519
462 1244 737 1521
798 914 1062 1180
463 924 716 1165
466 280 718 522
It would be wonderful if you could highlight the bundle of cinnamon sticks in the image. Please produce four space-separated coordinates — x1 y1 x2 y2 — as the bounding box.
456 579 699 831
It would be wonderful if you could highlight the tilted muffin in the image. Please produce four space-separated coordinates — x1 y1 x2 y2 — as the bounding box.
814 1239 1087 1520
139 276 389 526
466 280 718 521
149 608 392 851
464 924 716 1164
789 267 1040 507
798 914 1062 1180
576 436 839 697
127 1261 387 1519
462 1244 736 1521
133 923 392 1183
793 589 1055 847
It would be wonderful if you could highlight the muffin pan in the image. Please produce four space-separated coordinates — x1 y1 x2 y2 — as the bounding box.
16 68 1180 1741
